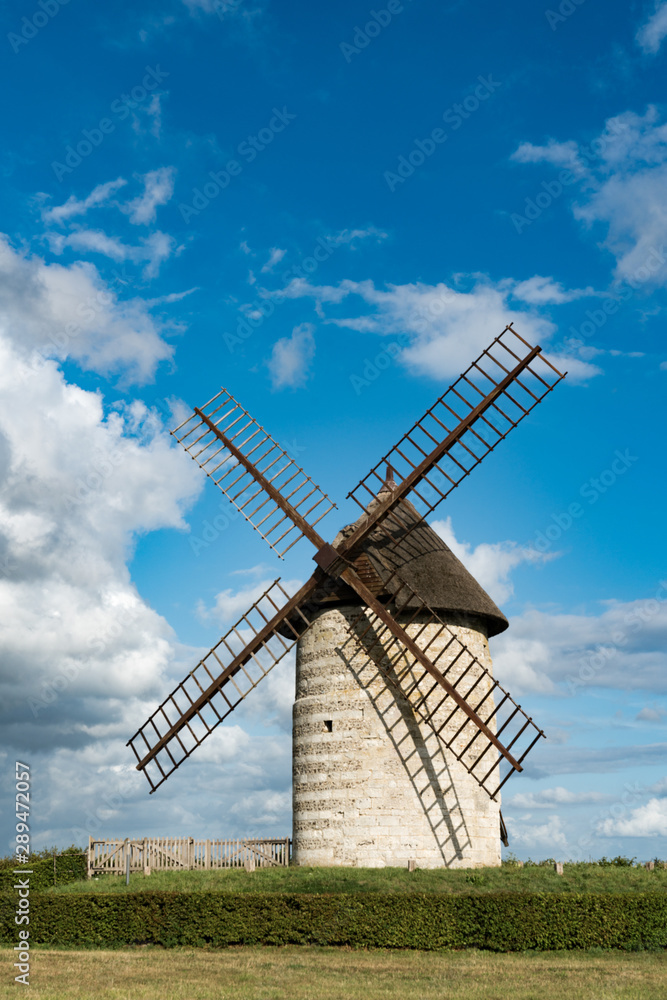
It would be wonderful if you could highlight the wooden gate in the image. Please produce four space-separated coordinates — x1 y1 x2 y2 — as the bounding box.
87 836 291 875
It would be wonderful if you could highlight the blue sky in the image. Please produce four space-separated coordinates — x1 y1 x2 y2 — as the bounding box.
1 0 666 862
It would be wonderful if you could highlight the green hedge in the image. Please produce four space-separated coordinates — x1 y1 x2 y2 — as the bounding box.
0 854 87 892
1 891 666 951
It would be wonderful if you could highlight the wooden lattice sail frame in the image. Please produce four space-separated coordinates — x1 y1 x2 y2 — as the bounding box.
128 325 565 800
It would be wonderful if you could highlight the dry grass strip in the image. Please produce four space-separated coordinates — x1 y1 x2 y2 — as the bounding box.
2 945 666 999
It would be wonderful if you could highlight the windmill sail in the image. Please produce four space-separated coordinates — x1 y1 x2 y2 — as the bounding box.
342 572 543 800
128 579 316 792
131 325 562 796
171 388 336 557
343 325 565 552
336 564 543 800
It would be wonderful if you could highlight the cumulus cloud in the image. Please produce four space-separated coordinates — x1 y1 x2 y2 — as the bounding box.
431 516 556 605
504 813 568 852
597 797 667 836
0 319 293 847
636 2 667 54
273 275 602 383
267 322 316 389
121 167 176 225
0 335 203 761
0 234 175 383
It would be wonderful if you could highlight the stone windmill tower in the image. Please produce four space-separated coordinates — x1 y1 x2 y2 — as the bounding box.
128 326 565 868
292 482 509 868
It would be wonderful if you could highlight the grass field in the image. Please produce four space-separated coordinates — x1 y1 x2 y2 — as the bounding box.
2 946 665 999
46 862 667 896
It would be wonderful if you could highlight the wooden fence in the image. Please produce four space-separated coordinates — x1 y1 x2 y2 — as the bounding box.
88 837 291 876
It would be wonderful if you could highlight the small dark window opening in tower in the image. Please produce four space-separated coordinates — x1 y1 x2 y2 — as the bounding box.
324 720 333 733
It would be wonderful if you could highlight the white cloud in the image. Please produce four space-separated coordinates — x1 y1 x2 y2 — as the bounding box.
41 178 128 225
274 275 604 382
506 787 608 809
492 591 667 696
636 706 666 722
0 234 175 383
513 107 667 288
636 1 667 53
182 0 267 28
47 228 177 279
328 226 388 247
267 322 316 389
229 789 291 829
597 797 667 836
431 516 556 605
511 139 583 172
144 94 163 140
0 336 204 760
198 577 303 625
504 813 568 852
0 301 299 848
121 167 176 225
508 275 595 305
261 247 287 273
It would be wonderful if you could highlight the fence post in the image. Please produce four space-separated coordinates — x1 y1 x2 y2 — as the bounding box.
205 839 211 870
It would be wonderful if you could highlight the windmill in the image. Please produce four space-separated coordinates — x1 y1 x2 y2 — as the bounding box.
128 325 565 868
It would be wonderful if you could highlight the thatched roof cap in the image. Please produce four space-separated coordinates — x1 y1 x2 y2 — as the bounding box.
307 480 509 638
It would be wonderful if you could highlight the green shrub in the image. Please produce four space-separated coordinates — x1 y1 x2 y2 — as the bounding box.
598 856 637 868
1 891 666 951
0 848 86 891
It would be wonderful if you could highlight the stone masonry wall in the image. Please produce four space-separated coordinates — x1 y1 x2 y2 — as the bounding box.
292 606 501 868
